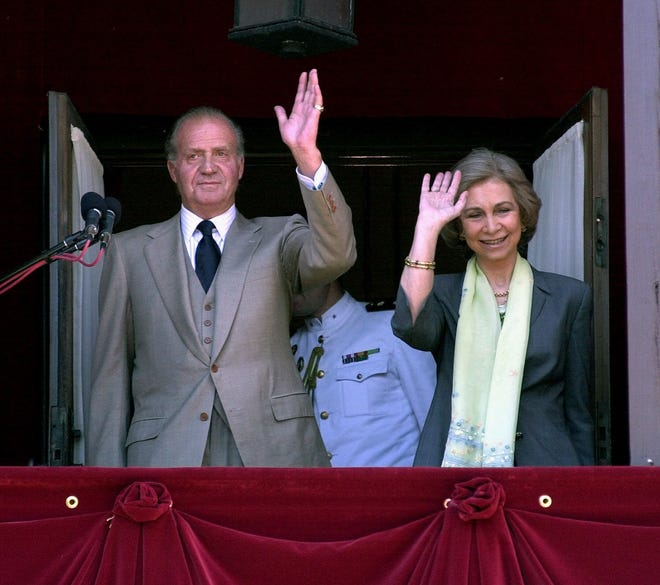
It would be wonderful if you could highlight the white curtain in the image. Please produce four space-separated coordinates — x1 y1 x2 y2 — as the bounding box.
70 125 105 464
527 121 585 280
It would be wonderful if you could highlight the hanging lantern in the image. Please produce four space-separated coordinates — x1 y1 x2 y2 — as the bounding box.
228 0 357 58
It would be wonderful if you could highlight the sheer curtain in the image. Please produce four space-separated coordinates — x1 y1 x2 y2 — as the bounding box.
71 125 105 464
527 121 585 280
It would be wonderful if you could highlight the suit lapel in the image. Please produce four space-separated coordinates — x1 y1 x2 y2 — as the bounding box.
211 213 263 360
530 268 550 327
143 215 208 362
445 273 464 334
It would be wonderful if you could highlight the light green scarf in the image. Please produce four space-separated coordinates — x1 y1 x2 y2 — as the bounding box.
442 254 534 467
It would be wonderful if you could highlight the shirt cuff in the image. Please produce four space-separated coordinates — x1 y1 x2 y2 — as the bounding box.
296 161 328 191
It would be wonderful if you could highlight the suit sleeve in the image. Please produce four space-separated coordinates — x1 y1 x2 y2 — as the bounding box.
282 170 357 292
564 283 596 465
391 282 447 353
85 240 133 466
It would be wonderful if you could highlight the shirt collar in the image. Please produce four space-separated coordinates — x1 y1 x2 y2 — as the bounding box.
180 204 237 250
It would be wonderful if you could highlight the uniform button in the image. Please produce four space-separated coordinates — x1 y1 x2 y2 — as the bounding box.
317 370 325 378
211 364 219 373
204 319 212 327
204 303 213 311
204 337 212 344
515 432 524 440
326 452 333 459
200 412 209 422
317 335 324 344
356 373 363 380
320 411 329 420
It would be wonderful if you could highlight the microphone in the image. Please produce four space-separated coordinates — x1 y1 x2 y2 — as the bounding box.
80 192 107 238
98 197 122 249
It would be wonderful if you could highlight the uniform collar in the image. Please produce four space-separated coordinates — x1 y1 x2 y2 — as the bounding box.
302 291 361 334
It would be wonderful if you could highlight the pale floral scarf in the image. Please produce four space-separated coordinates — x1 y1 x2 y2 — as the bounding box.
442 254 534 467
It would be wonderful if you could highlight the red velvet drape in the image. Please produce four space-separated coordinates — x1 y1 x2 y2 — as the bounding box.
1 467 658 584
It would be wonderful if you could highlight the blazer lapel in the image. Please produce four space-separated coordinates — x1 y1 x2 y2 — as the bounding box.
211 213 263 360
144 215 208 362
445 272 464 335
530 268 550 326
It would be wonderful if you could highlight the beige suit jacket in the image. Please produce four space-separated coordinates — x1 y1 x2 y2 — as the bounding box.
85 171 356 467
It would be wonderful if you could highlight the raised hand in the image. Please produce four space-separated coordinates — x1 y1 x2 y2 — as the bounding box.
274 69 324 177
400 171 467 320
418 171 468 231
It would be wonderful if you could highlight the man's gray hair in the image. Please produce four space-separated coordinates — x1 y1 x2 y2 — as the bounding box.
165 106 245 160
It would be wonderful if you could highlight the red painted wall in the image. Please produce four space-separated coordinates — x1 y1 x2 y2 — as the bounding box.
0 0 623 464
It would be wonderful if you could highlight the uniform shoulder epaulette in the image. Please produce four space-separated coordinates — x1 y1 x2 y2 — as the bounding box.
365 299 395 312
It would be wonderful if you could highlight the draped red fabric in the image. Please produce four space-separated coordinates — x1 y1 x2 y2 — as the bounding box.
435 477 526 585
95 482 193 585
1 467 659 585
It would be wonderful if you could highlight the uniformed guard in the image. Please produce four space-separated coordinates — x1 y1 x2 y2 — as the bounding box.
291 280 436 466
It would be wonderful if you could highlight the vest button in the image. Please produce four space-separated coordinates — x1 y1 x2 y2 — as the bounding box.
204 319 212 327
199 412 209 422
211 364 219 373
204 337 212 344
320 411 329 420
204 303 213 311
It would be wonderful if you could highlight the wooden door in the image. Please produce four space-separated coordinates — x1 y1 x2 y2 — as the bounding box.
532 88 611 464
46 91 104 465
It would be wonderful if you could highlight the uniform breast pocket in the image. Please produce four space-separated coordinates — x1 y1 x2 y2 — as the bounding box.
335 356 390 416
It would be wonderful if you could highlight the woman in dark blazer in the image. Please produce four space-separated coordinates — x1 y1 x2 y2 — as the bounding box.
392 148 594 467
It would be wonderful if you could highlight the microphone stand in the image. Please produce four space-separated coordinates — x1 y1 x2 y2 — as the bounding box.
0 230 93 287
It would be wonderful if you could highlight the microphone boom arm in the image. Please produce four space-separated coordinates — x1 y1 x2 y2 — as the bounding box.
0 229 92 287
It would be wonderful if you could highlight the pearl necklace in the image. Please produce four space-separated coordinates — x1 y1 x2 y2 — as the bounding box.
493 289 509 297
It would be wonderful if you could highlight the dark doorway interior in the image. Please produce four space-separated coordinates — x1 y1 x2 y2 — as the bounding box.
88 115 554 302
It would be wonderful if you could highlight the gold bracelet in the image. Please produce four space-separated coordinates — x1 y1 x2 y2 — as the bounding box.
404 256 436 270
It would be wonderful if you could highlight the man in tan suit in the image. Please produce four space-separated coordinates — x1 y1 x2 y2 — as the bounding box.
85 70 356 467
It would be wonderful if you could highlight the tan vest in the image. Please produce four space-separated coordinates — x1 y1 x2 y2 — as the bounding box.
185 249 243 466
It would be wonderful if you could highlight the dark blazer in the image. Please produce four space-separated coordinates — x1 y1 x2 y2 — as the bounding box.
391 267 595 466
86 171 356 467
